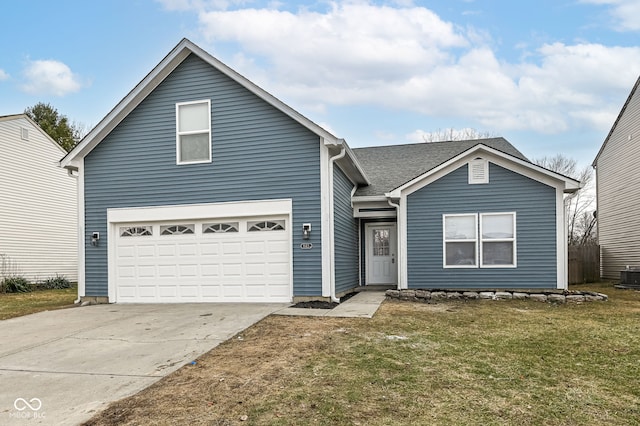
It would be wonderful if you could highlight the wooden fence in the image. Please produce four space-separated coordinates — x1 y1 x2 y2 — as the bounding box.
568 245 600 284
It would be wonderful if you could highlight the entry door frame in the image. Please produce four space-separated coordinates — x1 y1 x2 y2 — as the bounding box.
365 222 398 285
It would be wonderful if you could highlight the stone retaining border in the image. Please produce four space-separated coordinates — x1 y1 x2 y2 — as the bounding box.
385 289 608 303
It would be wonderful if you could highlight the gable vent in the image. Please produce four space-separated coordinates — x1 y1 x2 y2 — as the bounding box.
468 158 488 184
20 127 29 141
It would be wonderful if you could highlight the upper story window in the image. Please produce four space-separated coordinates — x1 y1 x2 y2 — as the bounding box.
176 100 211 164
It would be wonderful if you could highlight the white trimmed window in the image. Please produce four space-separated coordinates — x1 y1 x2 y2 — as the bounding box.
443 212 516 268
443 214 478 268
480 213 516 267
176 100 211 164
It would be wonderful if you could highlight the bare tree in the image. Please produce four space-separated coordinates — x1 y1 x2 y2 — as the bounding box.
421 128 498 142
533 154 596 245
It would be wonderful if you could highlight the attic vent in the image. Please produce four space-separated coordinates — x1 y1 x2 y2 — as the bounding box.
20 127 29 141
468 158 488 184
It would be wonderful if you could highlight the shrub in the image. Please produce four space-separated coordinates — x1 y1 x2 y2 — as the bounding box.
42 274 71 289
1 275 32 293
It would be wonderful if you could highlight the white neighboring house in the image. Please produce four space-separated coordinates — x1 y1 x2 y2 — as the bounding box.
0 114 77 282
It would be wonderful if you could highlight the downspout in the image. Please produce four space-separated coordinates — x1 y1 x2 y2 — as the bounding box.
329 145 347 302
387 197 401 289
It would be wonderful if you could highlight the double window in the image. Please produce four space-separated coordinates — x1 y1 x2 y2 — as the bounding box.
443 212 516 268
176 100 211 164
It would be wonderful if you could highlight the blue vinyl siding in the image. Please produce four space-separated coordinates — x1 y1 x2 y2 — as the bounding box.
406 163 557 289
84 53 322 297
333 166 359 294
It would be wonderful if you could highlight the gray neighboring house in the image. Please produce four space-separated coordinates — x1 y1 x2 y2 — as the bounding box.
593 75 640 280
61 38 580 304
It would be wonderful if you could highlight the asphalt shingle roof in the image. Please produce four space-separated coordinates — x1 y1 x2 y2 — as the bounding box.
352 137 528 197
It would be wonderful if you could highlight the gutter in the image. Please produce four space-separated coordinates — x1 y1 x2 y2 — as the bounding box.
329 145 347 303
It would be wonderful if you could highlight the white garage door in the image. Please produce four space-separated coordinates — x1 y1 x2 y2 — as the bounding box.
114 217 291 303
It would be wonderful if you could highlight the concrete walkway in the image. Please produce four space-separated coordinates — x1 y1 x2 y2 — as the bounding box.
274 291 386 318
0 303 286 426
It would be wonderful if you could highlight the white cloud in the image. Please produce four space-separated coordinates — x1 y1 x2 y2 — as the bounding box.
166 1 640 135
581 0 640 31
155 0 249 11
0 69 9 81
21 59 84 96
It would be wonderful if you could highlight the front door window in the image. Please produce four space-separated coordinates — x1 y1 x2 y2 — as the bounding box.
373 229 390 256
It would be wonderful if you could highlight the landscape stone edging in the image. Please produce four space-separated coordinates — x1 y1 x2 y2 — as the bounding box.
386 289 608 304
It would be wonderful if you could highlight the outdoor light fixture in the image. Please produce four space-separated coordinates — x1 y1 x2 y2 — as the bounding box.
302 223 311 240
91 232 100 246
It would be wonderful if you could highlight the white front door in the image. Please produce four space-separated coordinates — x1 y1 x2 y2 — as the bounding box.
365 223 397 285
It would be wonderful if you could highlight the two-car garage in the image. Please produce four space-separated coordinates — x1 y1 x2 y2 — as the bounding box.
106 200 293 303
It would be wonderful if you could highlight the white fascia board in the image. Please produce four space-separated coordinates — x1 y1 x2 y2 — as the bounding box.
61 46 190 169
107 199 293 223
352 195 389 203
188 41 340 145
62 38 342 168
387 144 580 198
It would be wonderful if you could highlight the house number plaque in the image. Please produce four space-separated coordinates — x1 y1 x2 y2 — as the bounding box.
300 243 313 250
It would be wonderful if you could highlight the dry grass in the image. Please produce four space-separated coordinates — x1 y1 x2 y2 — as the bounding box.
0 286 77 320
84 283 640 425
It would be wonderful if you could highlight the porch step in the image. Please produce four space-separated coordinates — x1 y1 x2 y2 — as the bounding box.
356 285 395 292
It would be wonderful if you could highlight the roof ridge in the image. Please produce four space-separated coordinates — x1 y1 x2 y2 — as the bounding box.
352 137 505 151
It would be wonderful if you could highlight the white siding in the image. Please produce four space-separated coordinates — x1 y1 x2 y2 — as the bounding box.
0 115 78 281
595 82 640 279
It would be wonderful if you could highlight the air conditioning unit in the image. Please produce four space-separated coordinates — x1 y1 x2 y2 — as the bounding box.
620 267 640 286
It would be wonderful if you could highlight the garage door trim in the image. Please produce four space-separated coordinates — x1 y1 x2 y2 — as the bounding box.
106 199 293 303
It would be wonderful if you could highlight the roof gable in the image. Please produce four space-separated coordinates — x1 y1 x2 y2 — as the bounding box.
385 143 580 198
593 74 640 167
0 114 68 157
352 137 527 197
61 38 366 180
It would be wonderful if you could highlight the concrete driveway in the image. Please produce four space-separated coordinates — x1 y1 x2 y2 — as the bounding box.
0 303 286 425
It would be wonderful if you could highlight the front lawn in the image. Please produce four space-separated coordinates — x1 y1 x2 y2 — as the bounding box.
86 282 640 425
0 286 77 320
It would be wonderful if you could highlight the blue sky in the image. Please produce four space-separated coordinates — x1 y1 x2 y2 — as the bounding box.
1 0 640 167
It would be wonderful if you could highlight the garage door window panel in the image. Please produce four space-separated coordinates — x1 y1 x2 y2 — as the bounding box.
248 220 285 231
203 223 239 233
160 224 195 235
120 226 153 237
